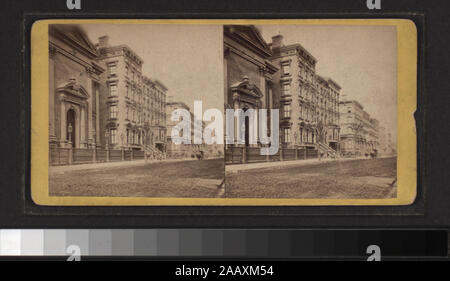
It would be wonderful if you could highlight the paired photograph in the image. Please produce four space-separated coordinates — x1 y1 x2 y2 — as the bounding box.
31 20 416 205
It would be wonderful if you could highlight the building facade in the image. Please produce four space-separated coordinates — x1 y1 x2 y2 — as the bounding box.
49 24 105 149
151 80 168 152
339 100 380 157
317 75 341 151
270 35 341 153
224 25 278 147
96 36 167 152
165 101 202 158
378 126 396 156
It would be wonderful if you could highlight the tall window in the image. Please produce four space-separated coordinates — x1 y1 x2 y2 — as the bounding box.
283 128 291 143
109 84 117 96
108 64 117 76
130 130 135 144
109 104 117 119
282 64 290 75
110 128 117 144
283 104 291 118
126 85 129 98
282 84 290 96
125 66 129 76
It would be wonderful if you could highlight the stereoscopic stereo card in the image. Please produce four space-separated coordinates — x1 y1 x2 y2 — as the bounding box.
30 19 417 206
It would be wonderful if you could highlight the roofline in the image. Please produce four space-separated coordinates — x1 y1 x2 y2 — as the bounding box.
166 101 190 111
99 44 144 66
340 100 364 110
327 78 342 90
224 25 273 59
153 79 168 91
279 43 318 64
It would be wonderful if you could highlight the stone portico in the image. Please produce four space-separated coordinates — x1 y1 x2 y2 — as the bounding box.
49 24 104 149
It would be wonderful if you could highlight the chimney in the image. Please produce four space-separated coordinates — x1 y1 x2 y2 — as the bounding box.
271 34 284 49
98 35 110 48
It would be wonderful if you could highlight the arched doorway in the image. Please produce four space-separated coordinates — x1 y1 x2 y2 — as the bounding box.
66 109 76 147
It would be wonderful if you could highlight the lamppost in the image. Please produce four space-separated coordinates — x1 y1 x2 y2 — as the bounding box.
68 123 73 147
120 132 125 161
105 129 109 150
67 123 74 164
120 132 125 149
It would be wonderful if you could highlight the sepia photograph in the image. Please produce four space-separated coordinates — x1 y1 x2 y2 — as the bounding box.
30 19 416 205
46 23 225 199
223 24 399 199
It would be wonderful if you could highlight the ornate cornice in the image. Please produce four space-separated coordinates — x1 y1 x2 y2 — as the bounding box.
224 42 266 70
49 42 105 76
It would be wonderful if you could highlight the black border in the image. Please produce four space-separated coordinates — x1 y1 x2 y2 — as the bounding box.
1 0 447 229
22 13 425 217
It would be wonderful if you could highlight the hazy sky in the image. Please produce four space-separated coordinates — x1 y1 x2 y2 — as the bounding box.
81 24 223 112
259 24 398 141
81 23 397 141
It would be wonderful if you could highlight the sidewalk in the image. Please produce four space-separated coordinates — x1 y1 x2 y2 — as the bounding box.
225 156 368 173
49 158 198 173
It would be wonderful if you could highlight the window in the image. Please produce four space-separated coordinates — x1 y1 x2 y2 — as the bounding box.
125 66 129 76
109 104 117 119
282 84 290 96
126 106 129 120
126 85 129 98
282 64 290 75
110 128 117 144
109 84 117 96
129 130 134 144
283 128 291 143
108 64 117 76
283 104 291 118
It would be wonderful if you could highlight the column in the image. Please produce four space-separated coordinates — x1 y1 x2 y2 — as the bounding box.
60 97 66 146
95 88 100 146
87 78 93 147
233 95 239 145
223 48 229 105
254 104 259 145
259 67 266 108
49 47 56 143
80 104 86 148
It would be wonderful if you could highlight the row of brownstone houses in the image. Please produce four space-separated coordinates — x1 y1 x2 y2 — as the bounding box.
48 24 395 166
49 24 227 166
49 24 172 165
223 25 396 163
